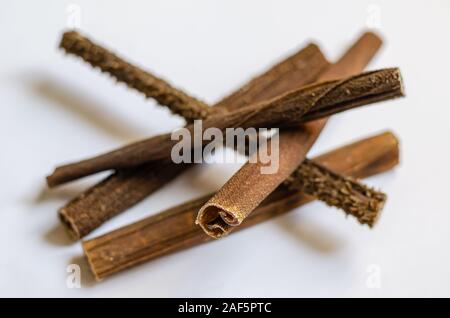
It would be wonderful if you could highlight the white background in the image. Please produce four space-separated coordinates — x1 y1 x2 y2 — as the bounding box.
1 0 449 297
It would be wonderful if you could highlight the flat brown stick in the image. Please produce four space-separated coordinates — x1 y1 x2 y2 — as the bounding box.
48 68 403 186
197 32 386 237
83 131 400 280
59 42 330 238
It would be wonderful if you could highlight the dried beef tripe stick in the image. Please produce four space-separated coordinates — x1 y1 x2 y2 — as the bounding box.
48 68 403 185
83 131 399 280
58 41 330 238
197 32 389 238
60 31 212 121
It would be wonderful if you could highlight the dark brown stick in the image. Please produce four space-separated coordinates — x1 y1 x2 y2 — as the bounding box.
59 42 330 238
83 131 400 280
59 161 187 239
48 68 403 186
60 31 212 121
284 159 386 226
196 32 386 238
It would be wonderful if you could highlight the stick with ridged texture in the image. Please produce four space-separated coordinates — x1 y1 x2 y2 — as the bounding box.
60 31 212 121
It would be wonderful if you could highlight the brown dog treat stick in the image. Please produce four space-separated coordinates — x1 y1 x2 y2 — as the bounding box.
59 161 187 239
83 131 399 280
284 159 386 227
59 42 330 238
60 31 212 121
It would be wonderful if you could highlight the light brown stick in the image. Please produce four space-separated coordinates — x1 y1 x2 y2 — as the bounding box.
48 68 403 186
59 42 330 238
83 131 399 280
197 132 386 238
197 32 386 237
